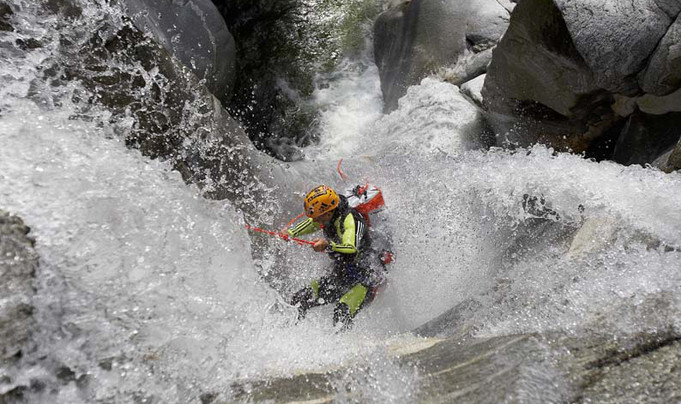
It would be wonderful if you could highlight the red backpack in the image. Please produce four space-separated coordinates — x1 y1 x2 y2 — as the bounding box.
343 183 385 226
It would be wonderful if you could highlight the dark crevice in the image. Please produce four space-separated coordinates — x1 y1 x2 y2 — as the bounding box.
583 118 626 161
572 334 681 403
587 334 681 370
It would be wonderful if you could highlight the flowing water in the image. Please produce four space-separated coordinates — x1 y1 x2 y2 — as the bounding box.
1 0 681 403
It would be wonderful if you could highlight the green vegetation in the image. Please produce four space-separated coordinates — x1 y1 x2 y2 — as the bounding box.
214 0 383 160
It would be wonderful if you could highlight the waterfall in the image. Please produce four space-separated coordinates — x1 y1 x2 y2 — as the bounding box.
1 0 681 402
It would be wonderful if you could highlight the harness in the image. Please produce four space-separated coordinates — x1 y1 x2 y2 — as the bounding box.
324 196 370 267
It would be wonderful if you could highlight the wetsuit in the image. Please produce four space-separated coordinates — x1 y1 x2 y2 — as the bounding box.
288 195 381 328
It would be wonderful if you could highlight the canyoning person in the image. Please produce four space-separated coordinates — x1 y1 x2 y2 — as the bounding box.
283 185 386 329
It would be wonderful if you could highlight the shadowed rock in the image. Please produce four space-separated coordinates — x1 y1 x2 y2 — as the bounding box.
641 13 681 95
666 138 681 171
559 0 681 95
612 111 681 166
0 1 13 31
374 0 511 111
482 0 681 166
120 0 236 103
0 211 37 368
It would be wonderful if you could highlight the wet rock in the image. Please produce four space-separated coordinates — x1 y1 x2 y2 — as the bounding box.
46 12 277 217
612 111 681 166
482 0 602 148
0 210 38 366
579 339 681 403
374 0 510 111
211 0 382 159
440 47 495 88
460 74 486 107
44 0 82 19
228 328 681 404
636 87 681 115
0 1 13 32
199 392 219 404
120 0 236 103
15 38 42 50
482 0 681 153
666 138 681 171
567 217 618 257
640 13 681 96
413 298 482 338
559 0 681 95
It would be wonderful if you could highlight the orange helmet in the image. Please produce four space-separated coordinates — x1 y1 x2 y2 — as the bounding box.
304 185 340 218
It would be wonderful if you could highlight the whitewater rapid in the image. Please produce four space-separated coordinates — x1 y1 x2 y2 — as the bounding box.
2 0 681 403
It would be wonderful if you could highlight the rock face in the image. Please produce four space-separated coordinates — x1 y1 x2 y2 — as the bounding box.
226 331 681 403
0 1 13 31
560 0 681 95
482 0 681 168
612 111 681 166
211 0 383 160
667 138 681 171
212 0 318 160
0 211 37 368
374 0 511 111
640 10 681 95
35 0 282 218
120 0 236 102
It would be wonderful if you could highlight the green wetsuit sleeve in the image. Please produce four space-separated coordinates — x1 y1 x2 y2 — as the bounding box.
287 217 320 237
330 214 358 254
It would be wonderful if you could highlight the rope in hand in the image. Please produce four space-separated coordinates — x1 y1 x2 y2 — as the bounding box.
244 224 316 247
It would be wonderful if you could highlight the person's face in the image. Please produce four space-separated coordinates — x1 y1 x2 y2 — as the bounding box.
313 210 334 225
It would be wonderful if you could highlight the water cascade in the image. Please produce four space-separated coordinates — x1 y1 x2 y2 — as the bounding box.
1 0 681 403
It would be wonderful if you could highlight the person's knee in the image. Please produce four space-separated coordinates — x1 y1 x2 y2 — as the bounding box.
334 284 369 328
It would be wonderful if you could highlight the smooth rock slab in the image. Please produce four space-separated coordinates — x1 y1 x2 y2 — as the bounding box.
224 330 681 403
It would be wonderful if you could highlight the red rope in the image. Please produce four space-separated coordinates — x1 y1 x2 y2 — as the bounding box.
337 158 350 181
245 224 316 247
285 212 306 229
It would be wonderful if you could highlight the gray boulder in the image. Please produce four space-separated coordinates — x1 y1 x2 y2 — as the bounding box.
641 13 681 95
120 0 236 102
374 0 510 111
482 0 681 157
483 0 599 121
559 0 681 95
0 211 37 366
